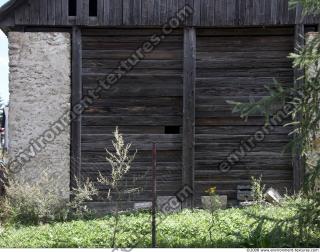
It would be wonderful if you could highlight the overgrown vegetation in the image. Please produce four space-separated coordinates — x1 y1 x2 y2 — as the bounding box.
0 199 318 248
0 171 98 226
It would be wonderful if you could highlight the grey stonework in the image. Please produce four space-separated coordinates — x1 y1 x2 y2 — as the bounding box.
8 32 71 200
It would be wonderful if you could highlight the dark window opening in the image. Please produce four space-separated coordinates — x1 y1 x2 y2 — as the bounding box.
68 0 77 16
165 126 180 134
89 0 98 17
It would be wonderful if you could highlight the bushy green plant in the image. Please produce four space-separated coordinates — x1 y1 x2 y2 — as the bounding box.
0 160 98 225
0 173 67 225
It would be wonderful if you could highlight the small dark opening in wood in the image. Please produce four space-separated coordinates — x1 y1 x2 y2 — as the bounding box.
89 0 98 17
68 0 77 16
165 126 180 134
305 25 317 33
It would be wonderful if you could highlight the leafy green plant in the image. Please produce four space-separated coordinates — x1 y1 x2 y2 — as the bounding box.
0 201 319 248
251 176 266 203
290 0 320 15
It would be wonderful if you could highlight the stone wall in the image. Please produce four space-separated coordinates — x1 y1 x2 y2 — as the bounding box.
8 32 71 200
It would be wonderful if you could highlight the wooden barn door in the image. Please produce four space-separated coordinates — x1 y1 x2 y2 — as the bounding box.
195 27 295 205
80 29 183 211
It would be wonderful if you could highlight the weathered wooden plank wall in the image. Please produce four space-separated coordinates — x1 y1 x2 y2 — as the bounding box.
10 0 320 27
80 29 183 207
195 27 294 202
75 26 296 208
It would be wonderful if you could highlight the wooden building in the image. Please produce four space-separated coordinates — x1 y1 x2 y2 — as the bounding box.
0 0 319 209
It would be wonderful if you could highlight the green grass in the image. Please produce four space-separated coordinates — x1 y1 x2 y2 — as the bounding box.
0 204 319 248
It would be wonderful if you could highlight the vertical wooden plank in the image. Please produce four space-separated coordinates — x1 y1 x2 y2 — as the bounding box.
238 0 246 25
295 2 304 24
264 0 272 24
282 0 289 24
123 0 140 25
178 0 186 26
159 0 167 24
97 0 104 25
55 0 62 25
141 0 149 25
23 1 31 24
81 0 89 25
103 0 110 24
61 0 69 25
215 0 227 26
227 0 237 26
108 0 123 25
245 0 253 25
48 0 56 25
39 0 48 25
167 0 178 19
30 0 40 25
200 0 212 26
253 0 265 25
277 0 288 25
192 0 200 26
123 0 131 24
71 26 82 190
183 28 196 208
184 0 194 26
178 0 186 11
14 4 25 25
153 0 161 25
293 24 305 193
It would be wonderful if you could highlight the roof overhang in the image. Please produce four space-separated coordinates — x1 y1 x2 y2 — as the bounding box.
0 0 26 21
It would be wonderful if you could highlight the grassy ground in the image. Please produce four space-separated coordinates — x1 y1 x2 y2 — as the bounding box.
0 203 319 248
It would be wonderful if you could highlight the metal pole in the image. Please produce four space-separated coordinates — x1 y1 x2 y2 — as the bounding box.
152 143 157 248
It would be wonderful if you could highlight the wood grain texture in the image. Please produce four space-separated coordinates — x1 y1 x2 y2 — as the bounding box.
80 29 183 205
6 0 320 27
195 27 294 204
183 28 196 208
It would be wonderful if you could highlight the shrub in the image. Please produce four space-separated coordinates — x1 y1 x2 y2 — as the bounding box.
0 172 67 225
0 168 98 226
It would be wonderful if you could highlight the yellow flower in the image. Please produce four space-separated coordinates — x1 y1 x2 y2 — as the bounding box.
205 186 217 194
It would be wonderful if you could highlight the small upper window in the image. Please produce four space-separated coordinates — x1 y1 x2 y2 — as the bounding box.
69 0 77 16
89 0 98 17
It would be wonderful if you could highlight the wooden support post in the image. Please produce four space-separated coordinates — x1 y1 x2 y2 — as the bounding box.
152 143 157 248
70 26 82 190
182 27 196 208
293 24 305 193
